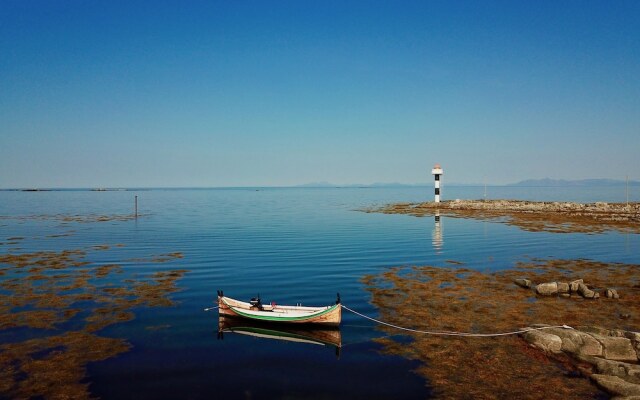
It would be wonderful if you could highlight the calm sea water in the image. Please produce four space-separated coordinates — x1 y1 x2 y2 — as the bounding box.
1 186 639 399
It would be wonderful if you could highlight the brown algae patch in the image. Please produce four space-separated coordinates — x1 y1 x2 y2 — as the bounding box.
46 232 75 238
126 252 185 263
0 248 188 399
0 332 131 400
6 236 25 241
363 200 640 234
0 213 145 224
362 259 640 399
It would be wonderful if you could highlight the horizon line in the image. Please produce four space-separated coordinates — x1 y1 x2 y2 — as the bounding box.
1 178 639 191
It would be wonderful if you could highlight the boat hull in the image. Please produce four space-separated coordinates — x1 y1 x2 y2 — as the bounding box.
218 295 341 326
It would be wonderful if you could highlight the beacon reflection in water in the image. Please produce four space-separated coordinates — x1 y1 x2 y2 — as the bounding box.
432 210 443 252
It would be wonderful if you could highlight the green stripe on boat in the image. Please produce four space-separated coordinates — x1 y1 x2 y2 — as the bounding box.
222 299 339 322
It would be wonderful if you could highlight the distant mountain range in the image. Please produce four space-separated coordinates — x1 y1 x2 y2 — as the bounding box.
507 178 640 187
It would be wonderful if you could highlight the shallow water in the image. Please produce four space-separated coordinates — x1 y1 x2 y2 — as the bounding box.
1 187 639 399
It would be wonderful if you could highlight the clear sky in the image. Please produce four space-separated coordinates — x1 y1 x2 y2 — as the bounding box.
1 1 639 188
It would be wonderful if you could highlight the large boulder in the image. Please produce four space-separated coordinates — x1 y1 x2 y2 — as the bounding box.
569 279 583 292
592 358 640 383
557 282 570 294
545 327 602 357
536 282 558 296
578 283 599 299
523 329 562 353
591 374 640 397
596 336 639 362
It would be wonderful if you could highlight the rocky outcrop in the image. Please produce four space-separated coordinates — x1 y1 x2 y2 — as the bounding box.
522 329 563 353
514 278 532 289
598 337 638 362
578 282 600 299
570 279 584 292
592 375 640 397
535 282 558 296
514 277 618 300
551 327 602 357
607 288 621 299
367 199 640 234
521 326 640 399
557 282 570 294
414 199 640 223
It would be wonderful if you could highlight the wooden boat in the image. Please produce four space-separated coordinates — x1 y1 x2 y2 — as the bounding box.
218 315 342 349
217 291 341 326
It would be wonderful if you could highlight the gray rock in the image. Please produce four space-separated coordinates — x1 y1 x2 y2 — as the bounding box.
593 358 640 383
570 279 584 293
514 278 532 289
545 327 603 357
627 333 640 360
596 337 638 362
607 288 621 299
578 282 599 299
523 329 563 353
580 326 623 337
557 282 570 294
536 282 558 296
592 374 640 397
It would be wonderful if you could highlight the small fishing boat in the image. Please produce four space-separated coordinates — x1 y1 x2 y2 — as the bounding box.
217 291 342 326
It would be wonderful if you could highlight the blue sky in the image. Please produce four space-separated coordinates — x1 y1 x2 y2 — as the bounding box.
1 0 638 187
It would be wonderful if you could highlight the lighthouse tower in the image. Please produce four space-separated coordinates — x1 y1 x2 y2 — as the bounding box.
431 163 443 203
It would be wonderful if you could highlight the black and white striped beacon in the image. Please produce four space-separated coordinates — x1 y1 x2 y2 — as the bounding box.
431 163 443 203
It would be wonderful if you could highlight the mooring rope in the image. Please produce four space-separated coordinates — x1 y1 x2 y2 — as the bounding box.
342 305 574 337
204 306 219 312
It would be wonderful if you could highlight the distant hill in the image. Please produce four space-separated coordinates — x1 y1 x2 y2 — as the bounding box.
508 178 640 187
295 182 337 188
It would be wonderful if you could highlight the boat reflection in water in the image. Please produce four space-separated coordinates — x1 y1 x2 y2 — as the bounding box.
217 316 342 357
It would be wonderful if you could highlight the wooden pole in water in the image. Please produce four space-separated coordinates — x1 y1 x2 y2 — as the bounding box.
135 195 138 218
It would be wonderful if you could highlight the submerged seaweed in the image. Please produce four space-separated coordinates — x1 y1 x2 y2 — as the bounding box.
363 259 640 399
0 248 188 399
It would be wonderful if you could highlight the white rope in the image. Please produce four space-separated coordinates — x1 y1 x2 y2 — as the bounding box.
342 305 573 337
204 306 219 312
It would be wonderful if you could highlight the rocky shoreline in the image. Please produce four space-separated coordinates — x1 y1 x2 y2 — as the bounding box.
363 258 640 399
522 325 640 399
363 199 640 233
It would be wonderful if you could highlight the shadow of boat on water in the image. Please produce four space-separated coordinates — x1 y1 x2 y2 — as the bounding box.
217 316 342 357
